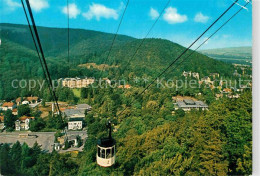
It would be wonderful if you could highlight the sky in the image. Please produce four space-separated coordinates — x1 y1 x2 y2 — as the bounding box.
0 0 252 49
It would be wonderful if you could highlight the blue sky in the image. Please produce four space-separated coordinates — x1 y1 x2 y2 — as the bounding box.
0 0 252 49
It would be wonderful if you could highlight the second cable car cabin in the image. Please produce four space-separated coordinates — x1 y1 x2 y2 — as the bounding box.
97 121 116 167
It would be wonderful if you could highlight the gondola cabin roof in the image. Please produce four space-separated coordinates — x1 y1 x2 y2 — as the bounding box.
97 137 115 148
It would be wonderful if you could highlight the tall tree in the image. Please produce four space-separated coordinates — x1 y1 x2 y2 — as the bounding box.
18 104 31 117
0 144 13 175
4 109 16 130
10 141 22 173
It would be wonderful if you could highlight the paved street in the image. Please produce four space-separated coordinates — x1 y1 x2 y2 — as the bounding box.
0 131 55 152
0 131 87 152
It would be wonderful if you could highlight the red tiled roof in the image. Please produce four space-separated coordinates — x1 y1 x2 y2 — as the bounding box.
118 84 131 89
60 108 66 112
223 88 232 92
2 102 15 107
12 109 18 112
19 116 34 121
26 97 39 101
16 97 23 103
125 84 131 89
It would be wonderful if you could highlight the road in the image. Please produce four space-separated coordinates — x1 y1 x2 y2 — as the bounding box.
0 131 87 152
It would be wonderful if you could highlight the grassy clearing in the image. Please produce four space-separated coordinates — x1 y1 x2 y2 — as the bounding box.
72 89 81 98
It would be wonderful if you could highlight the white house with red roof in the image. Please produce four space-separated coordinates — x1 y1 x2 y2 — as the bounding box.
1 102 17 111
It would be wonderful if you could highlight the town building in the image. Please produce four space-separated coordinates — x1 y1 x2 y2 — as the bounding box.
1 102 17 111
16 97 23 106
15 120 21 131
228 94 240 99
53 143 62 151
16 97 40 105
26 97 40 104
61 77 95 88
200 76 213 85
216 93 223 100
62 104 91 130
66 135 79 147
223 88 232 94
12 109 18 116
77 104 92 111
192 72 200 79
15 116 34 131
56 135 80 150
118 84 131 89
63 109 85 118
22 101 30 105
182 71 200 79
175 99 208 111
182 71 192 77
0 116 5 130
68 118 84 130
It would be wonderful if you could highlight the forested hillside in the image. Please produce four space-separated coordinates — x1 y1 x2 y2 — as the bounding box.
0 88 252 175
0 23 252 176
95 38 234 78
0 23 134 57
0 23 235 100
78 88 252 175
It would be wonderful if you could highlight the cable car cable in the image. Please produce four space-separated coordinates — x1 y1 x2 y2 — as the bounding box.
21 0 59 113
164 1 250 78
67 0 70 64
117 0 238 117
118 0 171 77
23 0 62 114
98 0 130 79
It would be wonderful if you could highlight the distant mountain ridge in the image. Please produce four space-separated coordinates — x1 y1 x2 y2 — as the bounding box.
0 23 135 58
200 46 252 65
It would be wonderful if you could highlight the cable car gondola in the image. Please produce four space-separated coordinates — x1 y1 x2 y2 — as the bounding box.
97 121 116 167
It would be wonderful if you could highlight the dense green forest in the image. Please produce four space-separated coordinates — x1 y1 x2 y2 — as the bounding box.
0 23 234 100
0 23 252 175
79 87 252 175
0 88 252 175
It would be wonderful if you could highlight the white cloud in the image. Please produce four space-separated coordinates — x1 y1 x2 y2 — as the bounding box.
29 0 49 12
62 3 80 19
83 3 118 21
149 8 159 20
3 0 21 11
163 7 187 24
194 12 209 23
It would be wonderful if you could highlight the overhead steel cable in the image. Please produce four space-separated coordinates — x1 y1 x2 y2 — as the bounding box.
119 0 171 76
164 0 251 78
117 0 238 116
67 0 70 64
21 0 47 81
98 0 130 79
23 0 62 115
21 0 59 113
